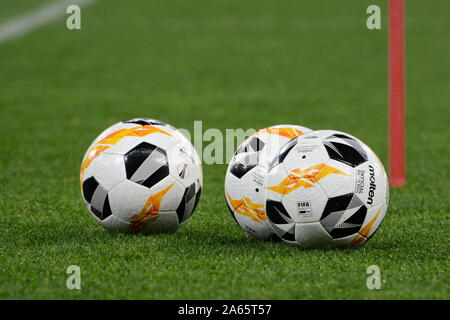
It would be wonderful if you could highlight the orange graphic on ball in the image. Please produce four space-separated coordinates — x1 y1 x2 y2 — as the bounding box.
254 127 305 140
267 163 349 195
344 207 382 248
129 183 175 231
227 193 267 223
80 125 172 185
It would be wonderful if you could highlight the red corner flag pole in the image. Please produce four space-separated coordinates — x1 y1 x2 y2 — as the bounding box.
389 0 406 187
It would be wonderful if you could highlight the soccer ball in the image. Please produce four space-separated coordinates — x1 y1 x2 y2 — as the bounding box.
80 118 203 234
225 124 312 240
264 130 389 248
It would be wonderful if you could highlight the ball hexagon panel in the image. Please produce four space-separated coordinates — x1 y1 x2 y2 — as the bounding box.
266 199 294 225
137 175 185 213
322 132 368 168
229 151 260 179
90 153 127 192
316 159 355 199
332 203 386 248
107 179 155 222
319 193 368 239
107 177 183 233
123 142 169 189
281 180 329 223
294 222 333 249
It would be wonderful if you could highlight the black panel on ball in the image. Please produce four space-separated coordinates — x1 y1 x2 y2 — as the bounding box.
90 206 103 220
323 134 368 168
281 231 296 242
82 177 99 203
230 161 257 179
141 165 169 189
324 142 367 167
123 118 166 126
124 142 169 189
344 205 367 225
266 200 292 224
176 181 200 224
124 142 158 179
320 194 368 239
320 193 354 220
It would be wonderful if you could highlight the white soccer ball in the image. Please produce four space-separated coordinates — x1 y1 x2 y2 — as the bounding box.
80 118 203 234
264 130 389 248
224 124 312 240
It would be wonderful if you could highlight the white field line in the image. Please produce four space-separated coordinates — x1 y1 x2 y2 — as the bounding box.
0 0 97 43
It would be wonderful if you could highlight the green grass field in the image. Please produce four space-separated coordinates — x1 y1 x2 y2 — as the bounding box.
0 0 449 299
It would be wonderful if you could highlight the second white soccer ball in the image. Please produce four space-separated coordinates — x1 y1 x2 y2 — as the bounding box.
264 130 389 248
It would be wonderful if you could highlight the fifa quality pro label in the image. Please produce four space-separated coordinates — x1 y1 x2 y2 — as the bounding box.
297 201 312 217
